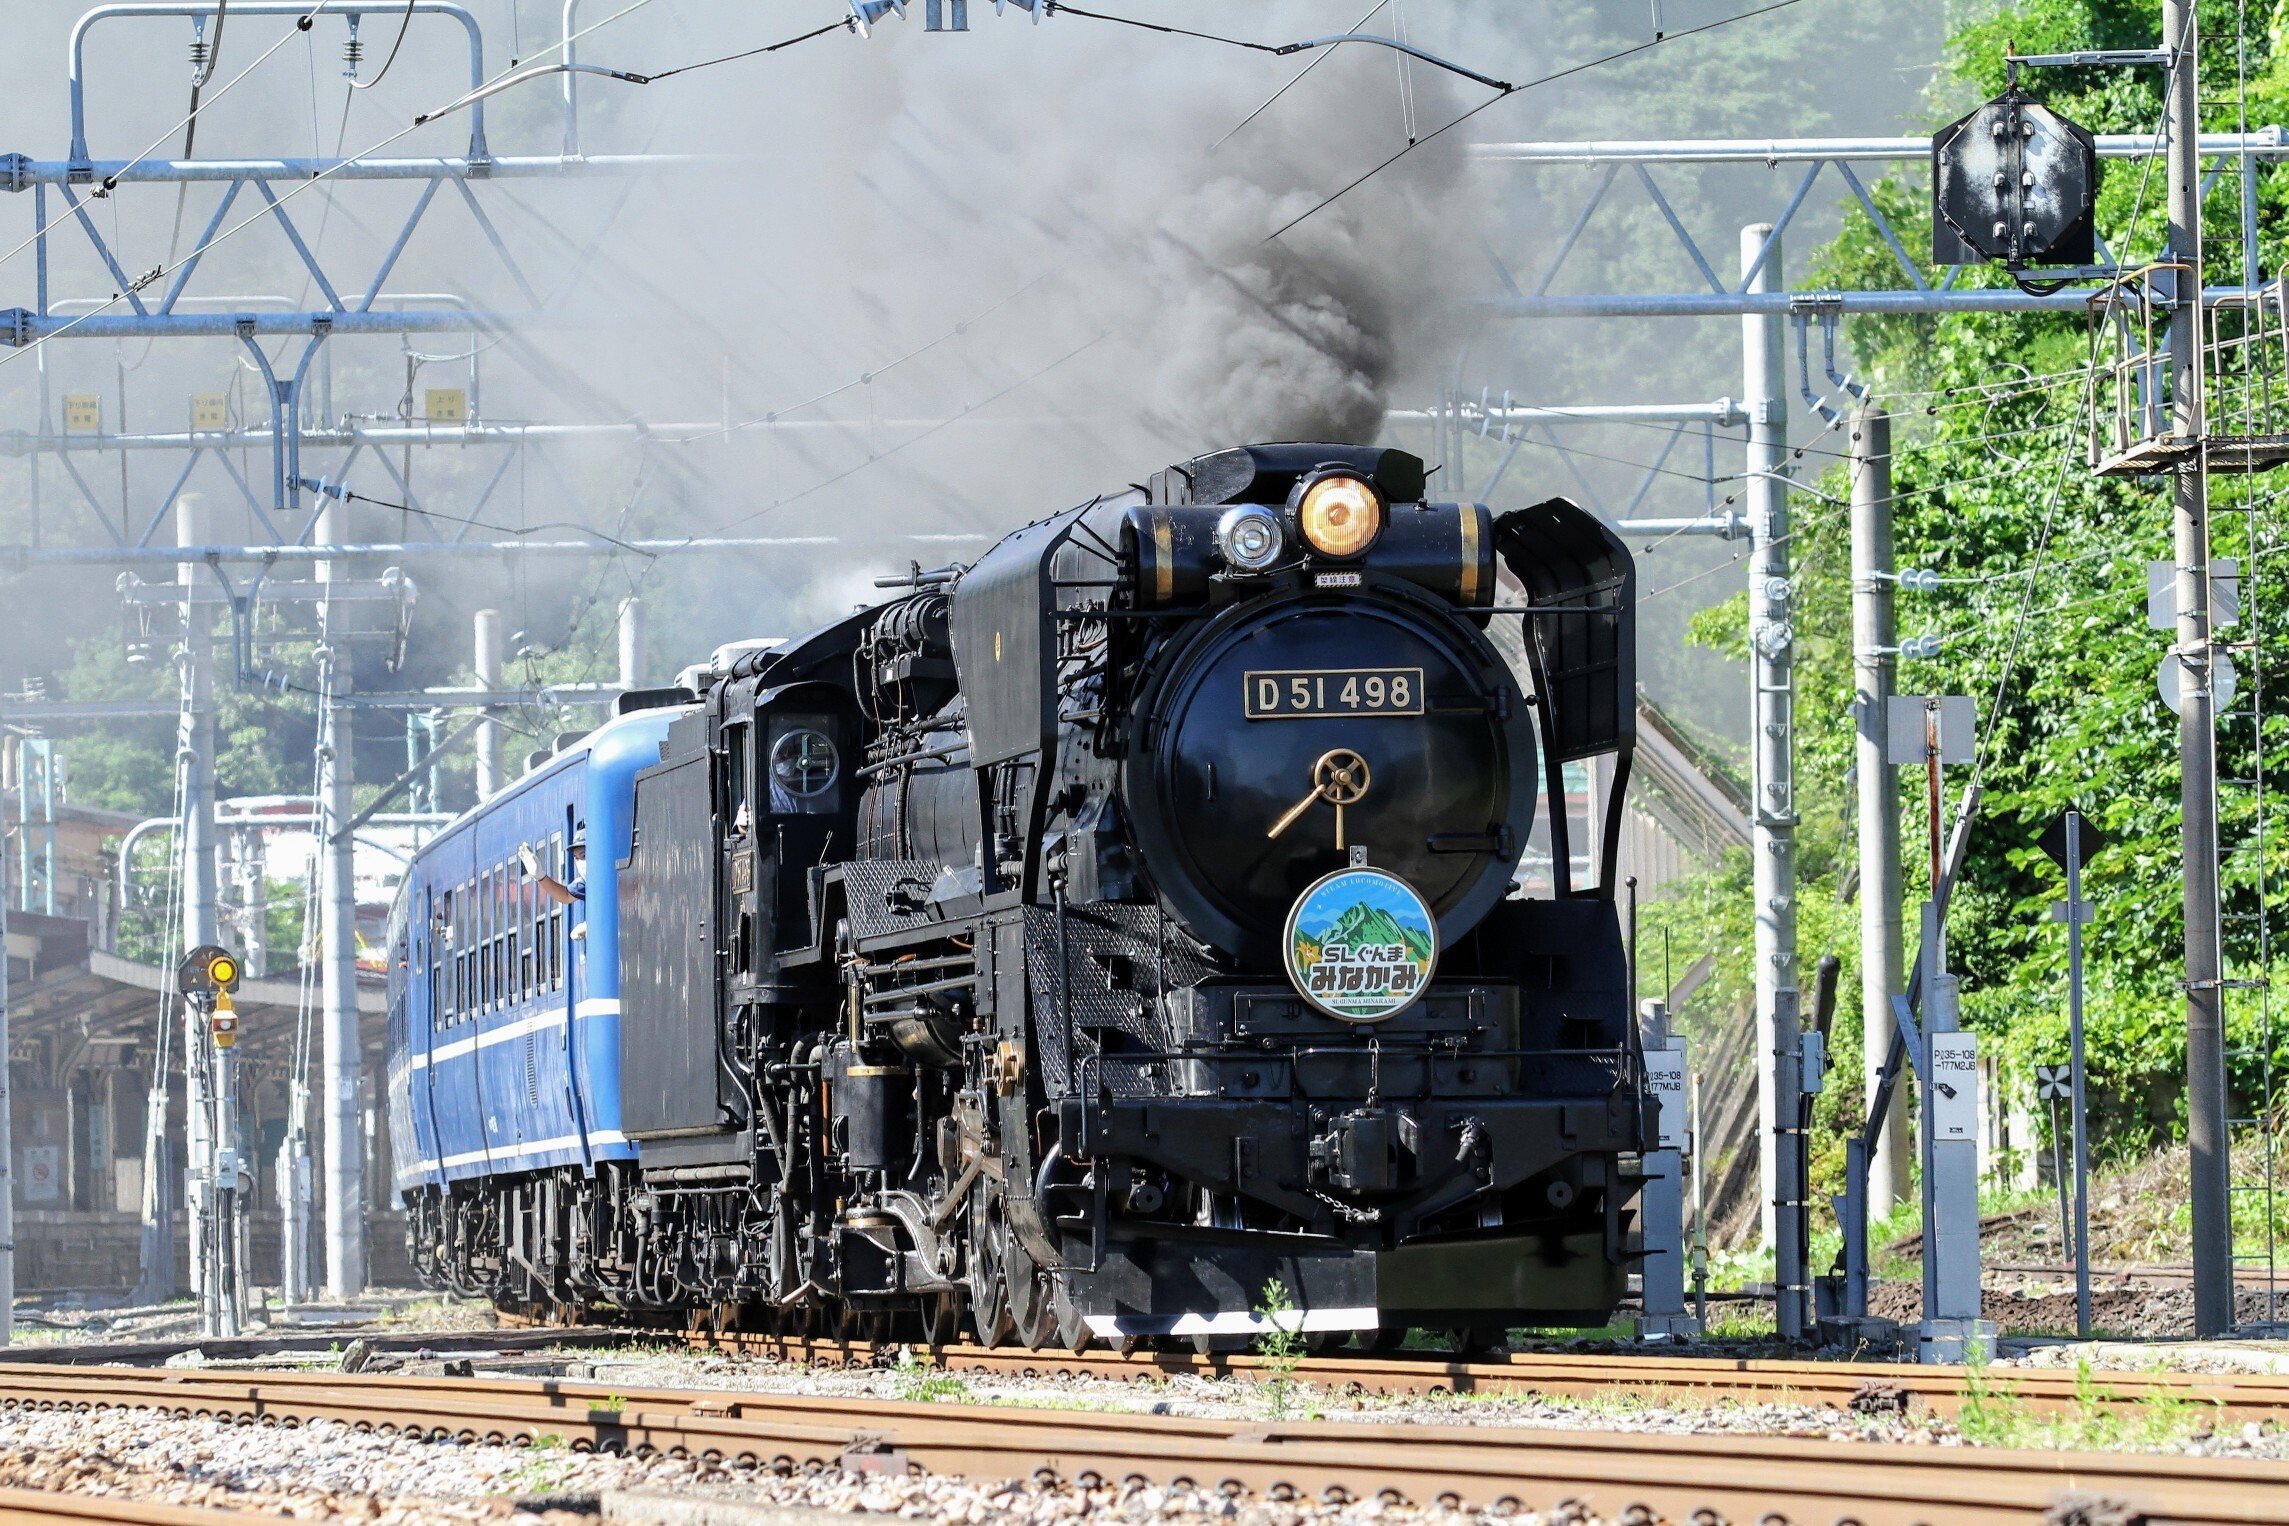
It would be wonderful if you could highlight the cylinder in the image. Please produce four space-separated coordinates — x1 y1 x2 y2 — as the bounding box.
177 493 218 1307
837 1058 909 1173
318 498 365 1297
618 596 647 689
1741 224 1796 1257
1849 408 1907 1216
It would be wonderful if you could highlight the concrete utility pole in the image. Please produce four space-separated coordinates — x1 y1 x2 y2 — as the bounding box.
1742 225 1799 1253
474 609 504 800
0 791 14 1346
318 500 365 1299
2162 0 2232 1337
177 496 219 1308
1850 409 1908 1216
618 597 648 690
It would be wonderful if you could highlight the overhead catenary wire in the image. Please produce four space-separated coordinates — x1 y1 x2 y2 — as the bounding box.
705 332 1108 535
1041 1 1513 91
1208 0 1387 152
639 18 854 82
310 483 665 558
1265 0 1809 243
411 15 852 123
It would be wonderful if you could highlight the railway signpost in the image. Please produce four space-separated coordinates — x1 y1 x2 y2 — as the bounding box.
1634 999 1701 1341
177 943 246 1338
1885 696 1995 1363
2041 807 2107 1337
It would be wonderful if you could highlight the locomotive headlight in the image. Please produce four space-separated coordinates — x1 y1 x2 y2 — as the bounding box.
1216 506 1284 572
1293 472 1384 559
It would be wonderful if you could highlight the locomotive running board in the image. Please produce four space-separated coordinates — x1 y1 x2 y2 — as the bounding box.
1082 1306 1379 1340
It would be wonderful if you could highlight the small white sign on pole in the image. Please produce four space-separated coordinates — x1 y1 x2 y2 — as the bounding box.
1645 1042 1689 1152
1929 1033 1980 1141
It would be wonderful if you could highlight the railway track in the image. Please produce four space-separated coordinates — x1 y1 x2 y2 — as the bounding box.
688 1328 2289 1423
0 1488 245 1524
2 1360 2287 1524
37 1315 2289 1423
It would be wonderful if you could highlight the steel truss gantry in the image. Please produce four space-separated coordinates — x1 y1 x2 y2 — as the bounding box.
1472 130 2289 318
9 1 718 554
1 0 733 1309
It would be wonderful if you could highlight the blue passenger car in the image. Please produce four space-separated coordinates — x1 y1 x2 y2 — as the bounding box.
385 704 686 1205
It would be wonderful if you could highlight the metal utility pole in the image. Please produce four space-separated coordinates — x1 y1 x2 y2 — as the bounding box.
474 610 504 799
2160 0 2233 1337
318 501 364 1299
618 597 648 690
1742 225 1800 1256
177 496 219 1309
2042 808 2104 1337
1850 409 1908 1216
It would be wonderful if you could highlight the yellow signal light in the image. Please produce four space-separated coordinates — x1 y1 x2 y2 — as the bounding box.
208 953 238 988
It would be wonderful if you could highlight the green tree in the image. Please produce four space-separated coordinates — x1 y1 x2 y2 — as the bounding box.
1652 0 2289 1180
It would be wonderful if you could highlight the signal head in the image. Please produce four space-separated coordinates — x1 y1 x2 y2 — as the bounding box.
176 942 242 997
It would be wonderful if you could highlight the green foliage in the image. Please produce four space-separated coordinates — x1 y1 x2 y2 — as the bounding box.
1650 0 2289 1212
1252 1278 1307 1420
890 1345 974 1404
1952 1347 2215 1450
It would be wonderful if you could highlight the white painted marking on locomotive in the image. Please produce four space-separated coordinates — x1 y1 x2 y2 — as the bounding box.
418 1128 629 1173
404 999 621 1071
1081 1306 1379 1339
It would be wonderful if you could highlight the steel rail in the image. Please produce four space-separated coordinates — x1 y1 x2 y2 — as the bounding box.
3 1361 2286 1524
683 1329 2289 1423
0 1489 247 1524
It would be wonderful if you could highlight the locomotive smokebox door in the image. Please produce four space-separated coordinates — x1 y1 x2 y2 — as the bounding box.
1126 584 1534 966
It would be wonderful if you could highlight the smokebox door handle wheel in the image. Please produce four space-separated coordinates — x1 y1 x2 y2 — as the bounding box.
1266 747 1372 849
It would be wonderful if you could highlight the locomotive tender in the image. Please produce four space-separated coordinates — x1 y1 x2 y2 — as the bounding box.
387 442 1650 1345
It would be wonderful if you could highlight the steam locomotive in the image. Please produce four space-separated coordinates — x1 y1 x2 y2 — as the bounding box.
385 442 1650 1346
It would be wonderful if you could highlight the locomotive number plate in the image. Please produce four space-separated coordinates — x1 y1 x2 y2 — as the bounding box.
1244 667 1424 720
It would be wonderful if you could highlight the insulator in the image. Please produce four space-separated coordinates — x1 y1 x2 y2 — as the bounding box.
189 39 210 70
343 15 363 78
1900 568 1942 592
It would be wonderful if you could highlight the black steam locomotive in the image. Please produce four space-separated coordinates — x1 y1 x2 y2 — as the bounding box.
389 441 1648 1347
